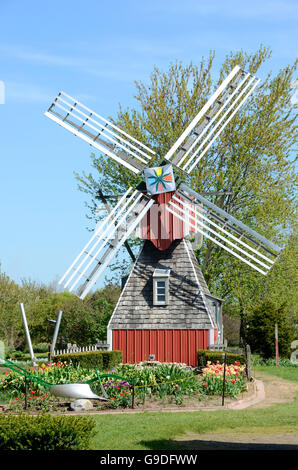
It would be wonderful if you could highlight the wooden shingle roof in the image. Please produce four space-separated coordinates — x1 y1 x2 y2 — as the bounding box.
108 238 216 330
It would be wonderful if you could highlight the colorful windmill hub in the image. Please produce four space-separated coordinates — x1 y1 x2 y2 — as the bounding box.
144 163 176 195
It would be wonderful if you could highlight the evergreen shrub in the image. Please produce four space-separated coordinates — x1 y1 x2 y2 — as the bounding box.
197 349 246 371
52 350 122 370
246 300 294 359
0 413 96 450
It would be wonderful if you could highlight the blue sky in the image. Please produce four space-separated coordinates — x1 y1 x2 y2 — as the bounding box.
0 0 297 290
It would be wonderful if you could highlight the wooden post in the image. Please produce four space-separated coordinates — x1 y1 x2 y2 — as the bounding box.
245 344 251 379
131 385 135 409
222 353 226 406
275 323 279 366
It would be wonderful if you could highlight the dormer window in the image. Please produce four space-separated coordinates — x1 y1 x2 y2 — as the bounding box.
153 268 170 306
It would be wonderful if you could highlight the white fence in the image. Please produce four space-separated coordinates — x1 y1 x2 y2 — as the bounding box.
53 342 109 356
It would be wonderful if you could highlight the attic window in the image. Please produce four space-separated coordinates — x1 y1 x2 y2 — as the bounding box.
153 268 170 306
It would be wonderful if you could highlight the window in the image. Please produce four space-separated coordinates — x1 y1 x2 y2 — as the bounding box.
153 268 170 306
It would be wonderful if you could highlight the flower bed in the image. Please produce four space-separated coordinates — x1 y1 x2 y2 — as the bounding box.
201 361 247 398
1 360 94 395
0 360 248 412
112 363 202 406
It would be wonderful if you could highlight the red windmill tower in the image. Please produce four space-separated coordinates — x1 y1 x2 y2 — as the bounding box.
45 66 282 365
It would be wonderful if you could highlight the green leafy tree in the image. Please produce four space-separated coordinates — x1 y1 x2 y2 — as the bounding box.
85 284 121 340
0 269 22 354
27 292 96 346
27 286 121 345
246 300 294 358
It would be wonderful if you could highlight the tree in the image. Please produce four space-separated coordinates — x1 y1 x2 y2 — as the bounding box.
28 292 96 346
0 264 120 351
27 286 121 346
246 300 294 358
0 269 22 354
75 45 297 328
85 284 121 340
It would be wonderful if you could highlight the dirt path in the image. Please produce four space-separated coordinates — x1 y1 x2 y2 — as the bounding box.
174 372 298 450
249 371 298 408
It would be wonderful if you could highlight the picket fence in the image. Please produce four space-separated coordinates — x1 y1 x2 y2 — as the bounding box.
53 342 109 356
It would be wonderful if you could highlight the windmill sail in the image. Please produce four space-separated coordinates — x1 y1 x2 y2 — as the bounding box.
45 91 155 174
59 187 154 299
166 183 282 275
164 66 260 174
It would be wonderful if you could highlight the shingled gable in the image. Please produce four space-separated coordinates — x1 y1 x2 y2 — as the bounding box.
108 238 216 330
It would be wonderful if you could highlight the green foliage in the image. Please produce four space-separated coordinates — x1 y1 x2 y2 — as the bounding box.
52 350 123 371
100 350 123 370
197 349 246 370
74 45 297 321
246 300 294 359
115 363 204 405
24 342 49 354
0 264 120 351
28 292 108 345
0 270 23 353
252 355 298 368
1 361 97 396
0 414 96 450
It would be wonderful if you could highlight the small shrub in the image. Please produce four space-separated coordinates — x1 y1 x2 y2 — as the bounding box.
52 350 122 370
0 413 96 450
197 349 246 371
100 350 123 370
11 351 26 359
24 343 49 354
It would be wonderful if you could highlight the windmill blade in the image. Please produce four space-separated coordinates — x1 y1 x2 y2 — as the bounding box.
45 91 155 174
164 66 260 174
59 187 154 300
166 183 282 275
96 189 136 262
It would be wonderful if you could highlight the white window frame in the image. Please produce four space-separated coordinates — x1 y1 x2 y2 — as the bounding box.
153 268 170 306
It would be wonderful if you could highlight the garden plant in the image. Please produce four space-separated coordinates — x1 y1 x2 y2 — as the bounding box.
0 359 249 411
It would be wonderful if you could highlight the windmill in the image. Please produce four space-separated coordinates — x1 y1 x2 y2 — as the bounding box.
45 65 282 363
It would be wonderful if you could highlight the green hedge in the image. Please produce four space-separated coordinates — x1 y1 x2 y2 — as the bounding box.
0 414 96 450
197 349 246 370
52 350 123 370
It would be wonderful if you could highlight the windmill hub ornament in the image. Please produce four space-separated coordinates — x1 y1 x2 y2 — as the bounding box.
144 163 176 195
45 65 282 302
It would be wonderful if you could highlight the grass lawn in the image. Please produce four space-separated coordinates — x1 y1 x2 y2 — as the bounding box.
90 365 298 450
252 365 298 382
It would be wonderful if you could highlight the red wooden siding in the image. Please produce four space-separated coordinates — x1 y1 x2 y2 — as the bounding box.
140 192 195 251
113 329 209 366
